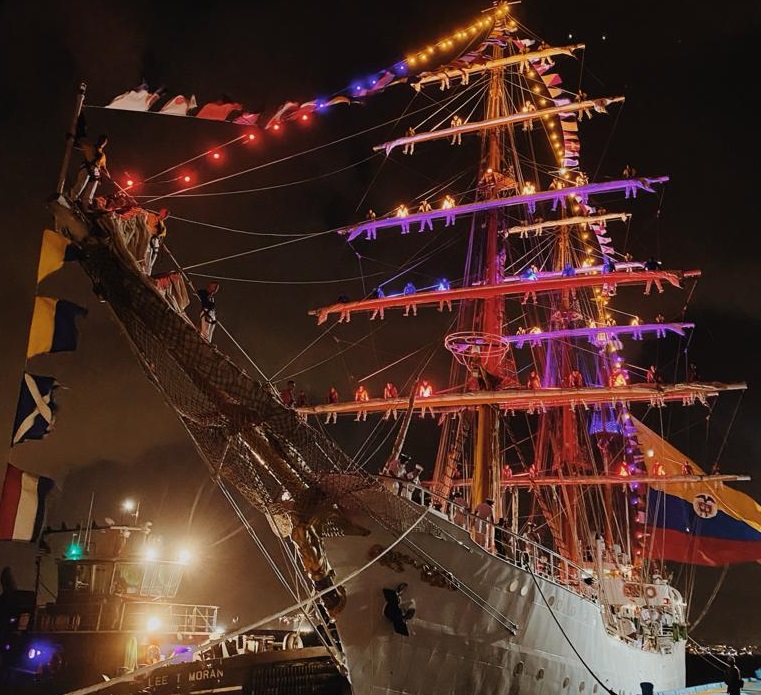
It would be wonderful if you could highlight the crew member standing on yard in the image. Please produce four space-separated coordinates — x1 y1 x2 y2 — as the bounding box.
382 381 399 420
354 384 370 421
198 281 219 343
70 133 111 206
324 386 339 424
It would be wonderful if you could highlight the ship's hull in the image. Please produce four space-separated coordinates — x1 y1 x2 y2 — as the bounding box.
324 511 685 695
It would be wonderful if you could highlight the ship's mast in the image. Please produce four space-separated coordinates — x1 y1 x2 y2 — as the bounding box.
471 39 517 519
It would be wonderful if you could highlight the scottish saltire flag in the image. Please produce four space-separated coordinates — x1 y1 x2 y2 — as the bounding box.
0 464 55 542
26 297 87 359
12 373 58 446
635 418 761 566
37 230 80 283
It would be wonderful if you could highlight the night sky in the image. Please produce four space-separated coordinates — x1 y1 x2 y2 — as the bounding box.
1 1 760 647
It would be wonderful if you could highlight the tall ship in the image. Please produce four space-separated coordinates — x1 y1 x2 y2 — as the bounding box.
25 2 761 694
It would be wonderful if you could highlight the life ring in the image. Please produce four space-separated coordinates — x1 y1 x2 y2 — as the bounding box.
645 586 657 600
145 644 162 665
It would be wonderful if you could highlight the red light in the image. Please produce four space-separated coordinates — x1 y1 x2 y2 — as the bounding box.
126 179 134 188
272 124 280 131
183 175 191 184
212 152 220 160
301 114 309 122
247 134 256 141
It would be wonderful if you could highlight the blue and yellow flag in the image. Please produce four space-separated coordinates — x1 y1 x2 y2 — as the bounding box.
36 229 80 283
26 297 87 359
635 418 761 566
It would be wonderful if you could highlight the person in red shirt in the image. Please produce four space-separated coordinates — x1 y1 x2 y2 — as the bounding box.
382 382 399 420
354 384 370 421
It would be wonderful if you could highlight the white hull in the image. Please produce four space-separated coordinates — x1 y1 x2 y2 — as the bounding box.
324 511 684 695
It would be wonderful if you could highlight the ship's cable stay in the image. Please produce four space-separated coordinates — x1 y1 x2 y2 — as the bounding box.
188 268 386 285
170 213 314 237
374 97 625 155
141 95 451 205
687 564 729 630
340 176 668 242
182 228 337 271
159 151 382 199
62 505 434 695
396 533 519 635
409 73 489 135
348 336 444 473
214 478 344 661
525 561 617 695
275 326 383 383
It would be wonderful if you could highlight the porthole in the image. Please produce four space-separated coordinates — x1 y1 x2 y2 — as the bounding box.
547 595 555 606
509 579 519 592
536 669 545 681
563 677 570 688
514 662 524 675
593 684 599 693
580 681 586 691
520 585 529 596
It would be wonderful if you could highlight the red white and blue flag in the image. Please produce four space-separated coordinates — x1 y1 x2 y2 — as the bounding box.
0 464 55 542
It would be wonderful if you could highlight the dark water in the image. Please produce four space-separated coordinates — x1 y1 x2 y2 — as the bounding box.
687 654 761 687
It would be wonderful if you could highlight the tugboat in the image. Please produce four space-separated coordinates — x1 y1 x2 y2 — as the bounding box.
0 516 348 694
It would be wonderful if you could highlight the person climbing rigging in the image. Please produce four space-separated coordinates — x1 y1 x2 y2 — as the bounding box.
280 380 296 408
197 281 219 343
145 208 169 274
70 133 111 206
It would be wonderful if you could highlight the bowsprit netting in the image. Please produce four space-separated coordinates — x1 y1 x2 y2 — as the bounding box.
50 198 379 522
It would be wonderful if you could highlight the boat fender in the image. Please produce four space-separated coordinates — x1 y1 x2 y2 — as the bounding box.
645 586 657 600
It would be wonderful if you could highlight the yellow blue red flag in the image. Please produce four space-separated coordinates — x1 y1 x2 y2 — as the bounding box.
635 418 761 566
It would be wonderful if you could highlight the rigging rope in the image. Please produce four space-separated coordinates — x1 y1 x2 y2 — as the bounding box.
62 505 433 695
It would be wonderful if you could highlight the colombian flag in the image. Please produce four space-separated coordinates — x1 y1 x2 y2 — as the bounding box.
0 463 55 542
636 419 761 566
37 229 80 283
26 297 87 359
